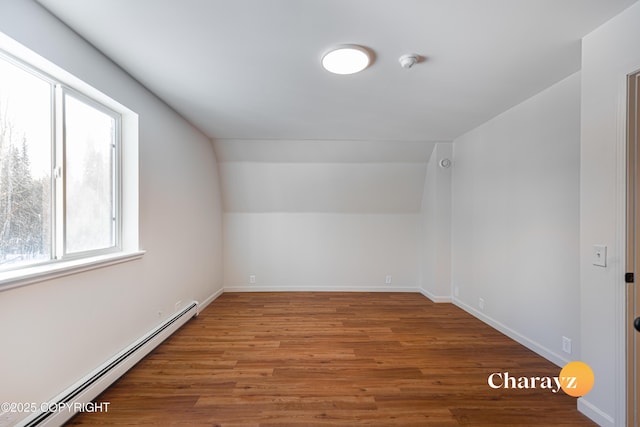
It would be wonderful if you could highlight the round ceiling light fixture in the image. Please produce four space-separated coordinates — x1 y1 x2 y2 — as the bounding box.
321 45 371 75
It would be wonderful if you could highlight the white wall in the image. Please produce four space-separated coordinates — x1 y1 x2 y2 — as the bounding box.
419 143 453 301
579 2 640 425
216 139 433 292
220 162 427 214
224 213 420 290
451 72 581 367
0 1 223 422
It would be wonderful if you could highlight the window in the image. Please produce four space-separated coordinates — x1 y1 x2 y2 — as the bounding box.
62 91 119 255
0 54 51 270
0 50 126 275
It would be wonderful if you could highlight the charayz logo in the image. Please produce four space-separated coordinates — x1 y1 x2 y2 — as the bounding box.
487 361 594 397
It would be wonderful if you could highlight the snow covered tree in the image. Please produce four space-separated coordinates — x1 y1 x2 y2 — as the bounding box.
0 97 48 265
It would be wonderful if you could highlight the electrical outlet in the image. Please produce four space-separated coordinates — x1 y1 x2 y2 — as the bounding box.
454 286 459 297
249 275 256 284
175 300 182 312
562 336 572 354
385 275 392 284
478 298 485 311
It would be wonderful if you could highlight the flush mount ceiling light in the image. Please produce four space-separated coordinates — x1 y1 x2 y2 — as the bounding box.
321 45 371 75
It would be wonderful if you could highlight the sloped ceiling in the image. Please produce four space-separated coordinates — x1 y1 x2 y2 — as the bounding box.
216 140 435 213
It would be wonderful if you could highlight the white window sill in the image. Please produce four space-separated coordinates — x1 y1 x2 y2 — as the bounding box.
0 250 145 292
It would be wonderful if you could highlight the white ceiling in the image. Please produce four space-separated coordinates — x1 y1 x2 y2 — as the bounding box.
36 0 637 143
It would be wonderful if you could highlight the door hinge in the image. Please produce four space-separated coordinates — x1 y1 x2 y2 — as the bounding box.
625 272 634 283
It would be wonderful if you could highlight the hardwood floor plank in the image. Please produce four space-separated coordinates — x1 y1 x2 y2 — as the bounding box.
66 292 594 426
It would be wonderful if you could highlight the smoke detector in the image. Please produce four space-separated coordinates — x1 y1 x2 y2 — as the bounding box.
399 54 419 69
439 159 452 169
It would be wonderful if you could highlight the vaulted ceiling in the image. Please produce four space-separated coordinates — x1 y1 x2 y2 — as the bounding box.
37 0 637 143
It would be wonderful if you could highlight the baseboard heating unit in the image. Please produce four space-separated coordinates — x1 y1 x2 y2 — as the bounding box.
11 301 199 427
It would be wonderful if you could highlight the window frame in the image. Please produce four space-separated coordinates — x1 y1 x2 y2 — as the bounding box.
58 86 123 260
0 49 55 271
0 34 142 291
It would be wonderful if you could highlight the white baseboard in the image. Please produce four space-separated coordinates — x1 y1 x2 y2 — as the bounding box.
224 285 420 293
419 287 452 303
197 286 224 314
449 297 616 427
452 297 570 368
577 398 615 427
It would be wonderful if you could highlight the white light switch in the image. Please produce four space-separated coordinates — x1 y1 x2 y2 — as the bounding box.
592 245 607 267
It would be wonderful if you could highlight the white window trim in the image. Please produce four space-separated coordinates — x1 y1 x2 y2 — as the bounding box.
0 250 145 292
0 32 141 290
58 86 122 259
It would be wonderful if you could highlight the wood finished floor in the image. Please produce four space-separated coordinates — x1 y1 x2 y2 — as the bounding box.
67 292 595 426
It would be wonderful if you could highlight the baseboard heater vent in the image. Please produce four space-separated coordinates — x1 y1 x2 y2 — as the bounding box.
16 301 199 427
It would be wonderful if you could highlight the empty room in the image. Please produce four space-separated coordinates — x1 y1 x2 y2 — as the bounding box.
1 0 640 426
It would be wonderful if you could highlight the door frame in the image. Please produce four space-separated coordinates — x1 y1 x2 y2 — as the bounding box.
626 70 639 427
